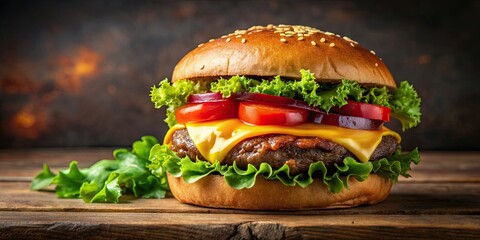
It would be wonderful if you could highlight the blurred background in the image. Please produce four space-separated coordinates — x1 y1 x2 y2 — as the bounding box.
1 0 479 150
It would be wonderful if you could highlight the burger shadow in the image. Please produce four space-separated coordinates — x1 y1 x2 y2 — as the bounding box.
286 192 477 215
111 187 478 215
182 191 479 215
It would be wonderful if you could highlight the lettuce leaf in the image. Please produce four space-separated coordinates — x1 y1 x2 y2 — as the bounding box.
150 79 208 127
30 136 168 203
361 86 391 107
156 70 421 129
31 138 420 202
390 81 422 131
251 75 297 98
372 147 420 182
211 75 259 98
148 144 420 194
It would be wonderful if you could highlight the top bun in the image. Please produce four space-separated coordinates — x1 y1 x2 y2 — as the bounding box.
172 24 396 89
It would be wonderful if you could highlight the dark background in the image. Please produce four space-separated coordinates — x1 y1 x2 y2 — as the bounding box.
1 0 479 150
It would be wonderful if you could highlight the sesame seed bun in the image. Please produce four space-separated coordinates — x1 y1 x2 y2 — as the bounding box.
167 173 392 210
172 24 396 89
167 24 397 210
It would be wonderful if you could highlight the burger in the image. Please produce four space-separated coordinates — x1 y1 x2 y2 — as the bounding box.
147 24 421 210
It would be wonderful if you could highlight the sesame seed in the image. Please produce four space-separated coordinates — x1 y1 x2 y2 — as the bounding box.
221 25 344 48
375 63 379 67
350 42 355 47
198 43 204 47
209 39 215 42
200 65 205 70
370 50 376 55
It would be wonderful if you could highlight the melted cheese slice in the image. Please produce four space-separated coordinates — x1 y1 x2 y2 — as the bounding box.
164 119 401 164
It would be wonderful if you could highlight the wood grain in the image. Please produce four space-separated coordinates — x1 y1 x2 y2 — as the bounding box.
0 148 113 180
0 149 479 239
1 181 479 215
1 212 479 239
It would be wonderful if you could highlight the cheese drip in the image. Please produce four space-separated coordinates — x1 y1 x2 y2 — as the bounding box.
164 119 401 163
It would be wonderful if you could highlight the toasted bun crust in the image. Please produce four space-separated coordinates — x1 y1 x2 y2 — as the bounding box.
172 24 396 89
167 173 392 210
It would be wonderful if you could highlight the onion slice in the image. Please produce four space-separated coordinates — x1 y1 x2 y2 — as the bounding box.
312 111 384 130
236 92 315 110
187 92 225 103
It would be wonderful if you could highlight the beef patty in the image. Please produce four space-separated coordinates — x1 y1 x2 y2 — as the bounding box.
170 129 398 175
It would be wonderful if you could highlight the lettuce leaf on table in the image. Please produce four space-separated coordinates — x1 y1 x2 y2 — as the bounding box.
30 136 167 203
31 137 420 202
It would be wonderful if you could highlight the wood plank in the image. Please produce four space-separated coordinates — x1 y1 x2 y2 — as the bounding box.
1 149 480 182
1 150 479 238
0 148 113 179
407 151 480 182
1 181 479 215
0 148 114 164
0 212 479 239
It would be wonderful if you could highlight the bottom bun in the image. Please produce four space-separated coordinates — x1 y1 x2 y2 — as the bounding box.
167 173 392 210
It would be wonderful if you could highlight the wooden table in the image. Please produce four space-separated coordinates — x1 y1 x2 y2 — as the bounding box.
0 149 479 239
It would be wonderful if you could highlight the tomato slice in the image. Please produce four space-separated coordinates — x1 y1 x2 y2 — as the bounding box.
238 102 309 126
331 100 391 122
175 99 238 124
312 111 384 130
237 92 314 110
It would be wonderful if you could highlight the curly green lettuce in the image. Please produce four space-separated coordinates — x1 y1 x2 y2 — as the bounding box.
148 144 420 194
390 81 422 131
150 79 209 127
152 70 421 130
31 136 168 203
31 137 420 202
211 75 260 98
